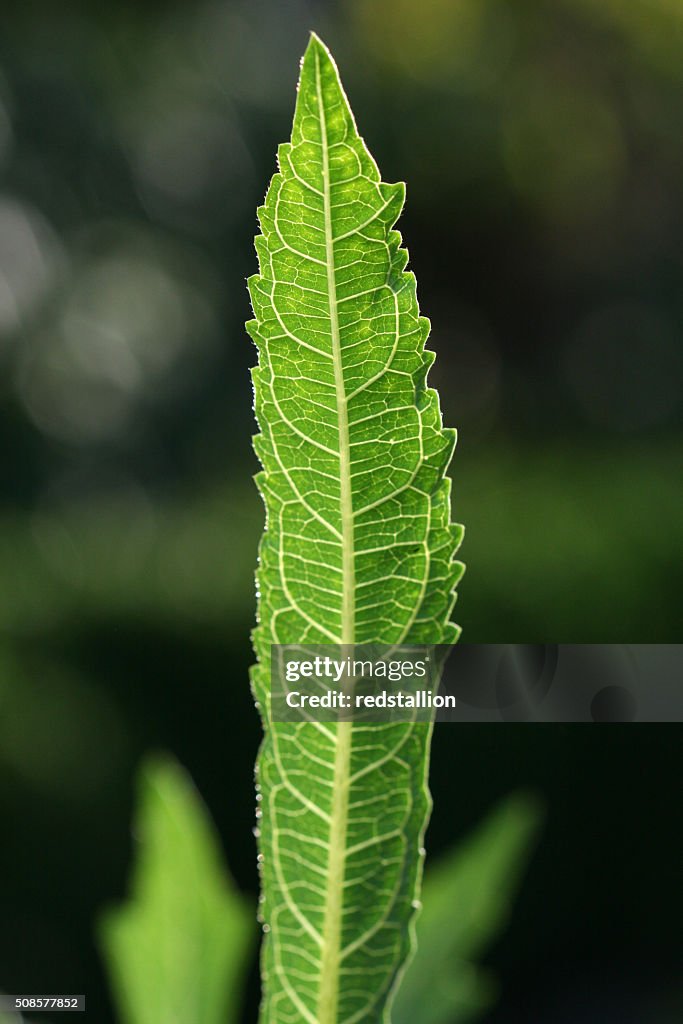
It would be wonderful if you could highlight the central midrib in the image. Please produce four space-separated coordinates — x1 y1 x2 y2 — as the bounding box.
314 48 354 1024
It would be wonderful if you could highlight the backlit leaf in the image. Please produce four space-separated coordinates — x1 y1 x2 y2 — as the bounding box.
247 34 464 1023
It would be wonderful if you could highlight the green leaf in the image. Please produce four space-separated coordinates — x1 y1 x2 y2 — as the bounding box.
393 793 543 1024
247 33 463 1024
98 755 254 1024
0 1007 25 1024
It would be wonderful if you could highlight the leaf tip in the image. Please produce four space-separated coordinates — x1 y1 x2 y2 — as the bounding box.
302 31 339 79
307 30 329 52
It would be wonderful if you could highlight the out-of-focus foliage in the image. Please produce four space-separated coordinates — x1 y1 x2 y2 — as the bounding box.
574 0 683 80
99 756 254 1024
0 0 682 475
0 1007 25 1024
394 793 542 1024
0 444 680 651
94 782 540 1024
0 0 681 638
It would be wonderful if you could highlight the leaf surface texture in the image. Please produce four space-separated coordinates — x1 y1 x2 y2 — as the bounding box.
248 34 463 1024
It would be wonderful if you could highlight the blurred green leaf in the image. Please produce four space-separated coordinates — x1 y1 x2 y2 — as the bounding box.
0 1009 25 1024
99 755 253 1024
1 443 680 642
393 792 542 1024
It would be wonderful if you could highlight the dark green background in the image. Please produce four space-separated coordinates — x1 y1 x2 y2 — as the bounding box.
0 1 680 1021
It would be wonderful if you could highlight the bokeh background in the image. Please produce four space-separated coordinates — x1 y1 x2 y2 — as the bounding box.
0 0 681 1021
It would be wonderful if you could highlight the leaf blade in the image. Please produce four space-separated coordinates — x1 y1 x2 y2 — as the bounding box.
249 33 463 1024
99 756 253 1024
